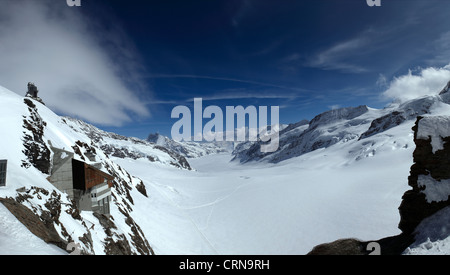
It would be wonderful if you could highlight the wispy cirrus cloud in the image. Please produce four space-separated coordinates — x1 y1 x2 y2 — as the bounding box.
0 0 150 126
302 15 421 74
147 74 308 92
306 36 371 73
186 90 304 102
427 31 450 67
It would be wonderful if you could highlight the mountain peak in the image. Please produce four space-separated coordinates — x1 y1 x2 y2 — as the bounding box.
439 80 450 95
147 133 167 145
308 105 369 130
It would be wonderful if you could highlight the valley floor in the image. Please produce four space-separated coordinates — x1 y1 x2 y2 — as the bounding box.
0 101 416 255
114 132 413 255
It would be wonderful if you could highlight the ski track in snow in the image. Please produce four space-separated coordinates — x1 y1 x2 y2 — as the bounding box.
142 159 255 255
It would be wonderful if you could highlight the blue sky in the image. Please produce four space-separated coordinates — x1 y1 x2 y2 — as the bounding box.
2 0 450 139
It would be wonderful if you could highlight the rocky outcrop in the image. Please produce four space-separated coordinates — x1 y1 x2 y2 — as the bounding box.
308 105 369 130
359 111 407 140
398 116 450 235
21 98 51 174
154 145 192 170
308 239 368 255
0 187 84 254
0 196 68 251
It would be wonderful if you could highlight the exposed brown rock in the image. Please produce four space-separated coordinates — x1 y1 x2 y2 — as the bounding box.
308 239 367 255
398 117 450 235
0 197 68 251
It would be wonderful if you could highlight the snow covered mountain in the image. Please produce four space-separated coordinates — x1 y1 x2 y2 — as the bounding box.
147 133 233 159
63 118 192 170
232 84 450 164
0 85 192 255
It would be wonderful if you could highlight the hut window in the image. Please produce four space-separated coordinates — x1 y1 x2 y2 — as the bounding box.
0 160 7 187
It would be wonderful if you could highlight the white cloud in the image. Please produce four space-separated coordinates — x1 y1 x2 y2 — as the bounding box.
0 0 150 126
307 37 369 73
382 65 450 103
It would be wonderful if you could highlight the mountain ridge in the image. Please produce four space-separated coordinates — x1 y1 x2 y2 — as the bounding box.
231 85 450 164
0 85 195 254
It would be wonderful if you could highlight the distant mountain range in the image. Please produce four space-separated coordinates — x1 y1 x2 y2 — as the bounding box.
232 82 450 164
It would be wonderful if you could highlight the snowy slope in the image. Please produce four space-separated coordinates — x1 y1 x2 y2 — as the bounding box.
404 206 450 255
115 119 421 254
116 124 414 254
0 85 188 254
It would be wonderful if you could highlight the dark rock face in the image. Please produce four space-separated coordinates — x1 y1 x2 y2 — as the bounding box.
93 212 134 255
154 145 192 170
0 196 68 251
307 234 415 255
21 98 51 174
308 239 367 255
359 111 406 140
25 83 45 105
398 117 450 235
0 187 79 253
135 180 148 198
308 105 369 131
